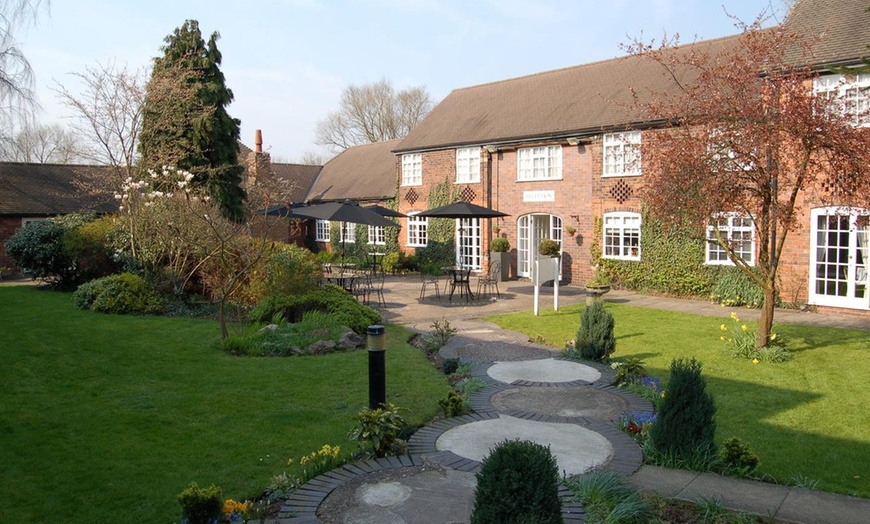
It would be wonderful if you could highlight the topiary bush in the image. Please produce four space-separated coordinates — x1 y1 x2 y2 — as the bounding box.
73 273 164 315
470 439 563 524
249 283 380 334
177 482 222 524
575 301 616 362
650 358 717 463
538 239 560 257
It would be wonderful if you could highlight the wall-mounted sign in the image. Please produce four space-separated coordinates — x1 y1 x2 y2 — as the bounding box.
523 190 555 203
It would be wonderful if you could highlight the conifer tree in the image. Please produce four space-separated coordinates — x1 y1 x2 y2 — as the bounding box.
139 19 246 221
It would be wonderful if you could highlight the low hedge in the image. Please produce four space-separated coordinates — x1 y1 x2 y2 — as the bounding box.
248 284 380 334
73 273 164 315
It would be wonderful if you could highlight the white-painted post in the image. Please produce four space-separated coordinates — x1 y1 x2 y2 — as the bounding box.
553 257 559 311
533 259 540 316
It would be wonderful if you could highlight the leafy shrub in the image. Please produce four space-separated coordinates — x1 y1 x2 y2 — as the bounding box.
611 357 646 386
456 377 487 396
416 240 455 270
490 237 510 252
438 391 469 418
470 439 562 524
73 273 164 315
63 216 121 283
348 403 407 458
244 243 322 302
710 267 766 308
249 283 380 334
719 437 759 477
177 482 222 524
4 220 75 286
538 238 560 257
575 301 616 362
650 358 717 463
442 357 460 375
564 469 653 524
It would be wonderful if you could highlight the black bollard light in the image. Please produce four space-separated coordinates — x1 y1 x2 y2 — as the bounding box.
367 325 386 409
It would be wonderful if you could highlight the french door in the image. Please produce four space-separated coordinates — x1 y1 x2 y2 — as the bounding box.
517 214 563 278
809 207 869 309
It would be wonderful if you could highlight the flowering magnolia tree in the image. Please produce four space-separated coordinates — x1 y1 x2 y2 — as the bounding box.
627 21 870 347
116 166 273 338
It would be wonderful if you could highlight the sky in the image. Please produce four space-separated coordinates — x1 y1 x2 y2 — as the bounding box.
19 0 786 163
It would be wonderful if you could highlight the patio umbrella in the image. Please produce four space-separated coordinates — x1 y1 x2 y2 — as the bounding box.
256 202 307 218
416 201 509 267
289 201 399 262
365 204 406 218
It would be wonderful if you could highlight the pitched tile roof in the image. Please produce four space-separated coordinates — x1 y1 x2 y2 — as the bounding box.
307 140 401 203
270 162 321 203
785 0 870 68
0 162 117 215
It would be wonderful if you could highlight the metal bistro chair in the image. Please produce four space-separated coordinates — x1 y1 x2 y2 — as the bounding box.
419 269 441 300
351 271 372 304
370 271 387 307
476 260 501 299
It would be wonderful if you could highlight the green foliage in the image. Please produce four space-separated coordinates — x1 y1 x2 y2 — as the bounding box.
426 177 459 245
490 237 510 252
719 437 760 477
73 273 164 315
575 302 616 362
4 219 75 287
417 318 458 355
612 357 646 386
720 313 792 363
456 377 487 396
651 358 717 463
538 238 560 257
177 482 222 524
470 439 562 524
416 240 455 270
564 469 653 524
63 216 121 283
710 267 766 308
225 310 358 357
438 390 470 418
442 357 460 375
139 19 246 221
249 283 380 334
597 213 718 297
348 403 407 458
245 243 321 301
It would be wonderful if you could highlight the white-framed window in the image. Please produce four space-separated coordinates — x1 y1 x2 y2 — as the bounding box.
340 222 355 243
706 214 756 266
315 219 330 242
603 212 641 260
517 145 562 181
456 218 481 270
402 153 422 186
603 131 642 177
813 73 870 127
367 225 386 246
456 147 481 183
407 213 428 247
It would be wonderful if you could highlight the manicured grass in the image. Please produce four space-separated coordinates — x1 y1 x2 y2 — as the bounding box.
0 285 450 523
486 303 870 498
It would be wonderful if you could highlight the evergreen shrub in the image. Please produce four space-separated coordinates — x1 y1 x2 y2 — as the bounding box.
177 482 222 524
470 439 562 524
650 358 717 462
73 273 165 315
249 283 380 334
575 301 616 362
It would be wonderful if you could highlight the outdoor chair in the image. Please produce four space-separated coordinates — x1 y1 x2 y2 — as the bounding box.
370 272 387 307
351 272 371 304
419 270 441 300
476 260 501 299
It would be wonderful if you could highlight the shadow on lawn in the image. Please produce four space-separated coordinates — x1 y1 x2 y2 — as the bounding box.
780 325 870 353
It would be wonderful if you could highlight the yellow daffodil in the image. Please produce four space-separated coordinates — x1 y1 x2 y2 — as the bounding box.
771 333 777 341
720 324 727 331
730 312 739 321
741 325 748 332
752 358 759 364
720 336 726 342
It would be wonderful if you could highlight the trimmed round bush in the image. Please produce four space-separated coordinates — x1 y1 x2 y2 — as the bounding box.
248 283 380 334
470 439 562 524
73 273 164 315
651 358 717 462
576 301 616 362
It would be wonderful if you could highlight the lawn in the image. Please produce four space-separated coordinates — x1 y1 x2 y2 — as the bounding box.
0 285 450 523
485 303 870 498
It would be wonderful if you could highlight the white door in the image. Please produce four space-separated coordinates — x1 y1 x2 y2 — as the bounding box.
455 218 481 270
809 207 870 310
517 214 563 278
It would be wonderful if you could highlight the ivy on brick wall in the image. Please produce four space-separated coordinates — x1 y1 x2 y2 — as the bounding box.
594 212 722 298
414 178 458 270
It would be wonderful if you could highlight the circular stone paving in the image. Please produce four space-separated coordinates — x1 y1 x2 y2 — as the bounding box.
490 386 630 420
486 358 601 384
436 414 613 476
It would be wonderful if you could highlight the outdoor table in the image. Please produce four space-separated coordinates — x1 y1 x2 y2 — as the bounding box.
447 267 474 302
324 272 356 292
367 252 386 273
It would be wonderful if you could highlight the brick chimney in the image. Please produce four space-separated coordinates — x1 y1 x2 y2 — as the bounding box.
245 129 272 190
255 129 263 153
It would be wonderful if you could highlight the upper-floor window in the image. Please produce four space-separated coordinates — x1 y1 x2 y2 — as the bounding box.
813 73 870 127
315 219 330 242
517 145 562 181
456 147 481 183
368 225 385 246
402 153 422 186
706 214 755 266
407 213 428 247
602 211 641 261
603 131 642 177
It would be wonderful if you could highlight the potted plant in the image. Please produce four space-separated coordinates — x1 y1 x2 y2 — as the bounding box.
565 225 577 237
538 238 561 258
490 237 511 281
585 265 611 303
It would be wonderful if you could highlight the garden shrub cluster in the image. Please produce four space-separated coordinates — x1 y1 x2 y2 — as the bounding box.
710 266 769 308
470 439 562 524
177 482 222 524
222 310 361 357
249 283 381 334
573 301 616 362
348 403 407 458
73 273 164 315
564 469 653 523
240 243 322 303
